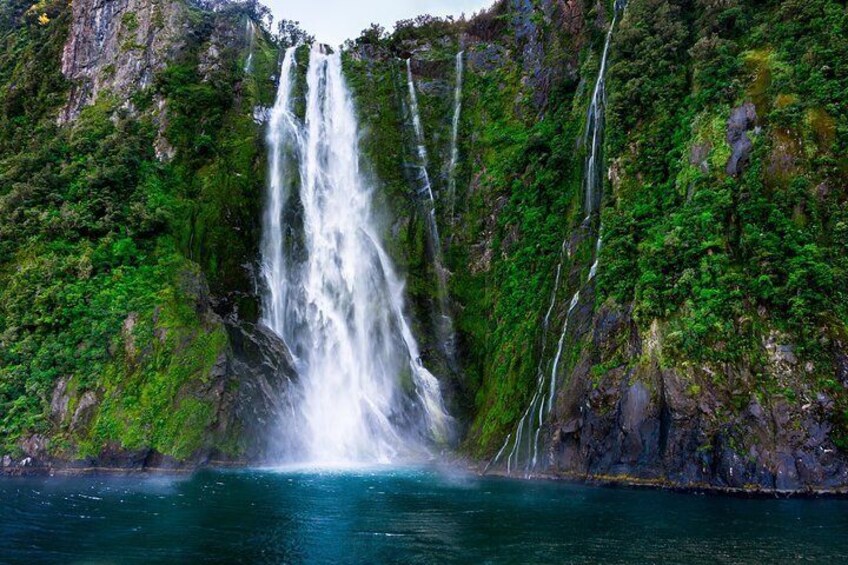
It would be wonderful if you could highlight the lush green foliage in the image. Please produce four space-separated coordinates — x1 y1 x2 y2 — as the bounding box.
0 2 276 458
600 0 848 360
346 0 848 455
598 0 848 439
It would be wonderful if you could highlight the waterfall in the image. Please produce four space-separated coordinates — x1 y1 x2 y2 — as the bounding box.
244 19 255 74
261 45 451 465
261 46 299 336
584 0 624 214
488 2 624 476
404 58 457 366
446 51 464 226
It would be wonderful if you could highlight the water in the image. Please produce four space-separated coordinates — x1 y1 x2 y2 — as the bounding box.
261 46 299 337
404 57 457 366
491 3 623 475
243 18 255 73
446 51 464 227
583 2 620 216
3 469 848 563
260 46 450 464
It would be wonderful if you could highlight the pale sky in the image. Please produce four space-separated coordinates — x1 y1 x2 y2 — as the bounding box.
266 0 495 47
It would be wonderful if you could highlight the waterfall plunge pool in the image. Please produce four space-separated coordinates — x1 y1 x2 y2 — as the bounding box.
3 466 848 563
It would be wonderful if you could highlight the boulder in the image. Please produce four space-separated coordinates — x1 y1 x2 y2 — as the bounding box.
725 102 757 176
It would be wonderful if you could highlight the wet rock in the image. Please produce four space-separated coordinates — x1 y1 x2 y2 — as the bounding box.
725 102 757 176
96 444 153 470
467 44 507 74
774 452 800 490
20 434 48 459
220 318 298 461
71 391 98 431
548 304 848 492
60 0 186 122
123 312 139 361
51 376 71 423
690 141 711 173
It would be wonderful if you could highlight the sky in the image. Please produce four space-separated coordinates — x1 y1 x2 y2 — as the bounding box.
265 0 495 47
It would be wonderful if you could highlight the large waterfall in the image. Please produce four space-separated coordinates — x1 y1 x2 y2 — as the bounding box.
261 45 451 465
489 3 623 476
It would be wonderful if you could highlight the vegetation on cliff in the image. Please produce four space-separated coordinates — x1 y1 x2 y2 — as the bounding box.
1 0 847 488
0 0 279 460
341 0 848 479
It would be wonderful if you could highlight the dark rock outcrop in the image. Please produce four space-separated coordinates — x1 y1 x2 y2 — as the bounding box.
725 102 757 176
219 318 299 462
548 302 848 492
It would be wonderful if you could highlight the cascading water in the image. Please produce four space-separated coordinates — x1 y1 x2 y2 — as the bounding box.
262 47 299 337
243 19 255 74
261 45 451 465
488 2 624 476
404 57 457 365
446 51 464 227
583 2 621 216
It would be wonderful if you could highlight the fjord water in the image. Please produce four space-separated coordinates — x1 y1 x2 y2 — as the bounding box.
4 469 848 563
260 46 450 464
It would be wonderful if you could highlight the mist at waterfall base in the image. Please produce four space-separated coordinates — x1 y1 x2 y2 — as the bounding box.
5 469 848 563
260 46 451 466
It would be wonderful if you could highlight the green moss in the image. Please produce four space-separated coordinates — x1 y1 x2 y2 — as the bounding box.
0 2 273 459
121 11 139 33
80 270 229 459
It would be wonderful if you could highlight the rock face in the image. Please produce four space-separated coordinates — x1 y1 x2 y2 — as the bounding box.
509 0 585 111
549 302 848 492
725 102 757 176
60 0 186 122
2 315 297 475
221 318 299 462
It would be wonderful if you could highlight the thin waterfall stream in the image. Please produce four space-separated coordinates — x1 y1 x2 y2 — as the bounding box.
446 51 464 227
260 45 451 465
243 18 255 73
404 57 457 366
488 2 624 476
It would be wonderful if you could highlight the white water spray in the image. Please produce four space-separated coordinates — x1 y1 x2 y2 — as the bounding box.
244 19 255 73
262 47 299 335
261 46 451 465
583 4 620 215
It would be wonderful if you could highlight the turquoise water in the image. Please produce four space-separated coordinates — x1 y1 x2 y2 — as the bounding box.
2 466 847 563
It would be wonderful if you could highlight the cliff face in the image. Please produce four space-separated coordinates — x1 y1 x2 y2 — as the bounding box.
60 0 186 123
551 303 848 491
0 0 286 473
343 0 848 491
1 0 847 492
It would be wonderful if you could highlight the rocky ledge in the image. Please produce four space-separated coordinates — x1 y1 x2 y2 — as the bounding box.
1 317 297 477
546 298 848 493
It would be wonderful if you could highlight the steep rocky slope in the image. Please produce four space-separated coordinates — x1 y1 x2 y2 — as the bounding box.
343 0 848 491
0 0 290 473
1 0 847 492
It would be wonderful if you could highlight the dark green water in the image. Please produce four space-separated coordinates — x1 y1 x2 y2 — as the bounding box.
2 466 847 563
